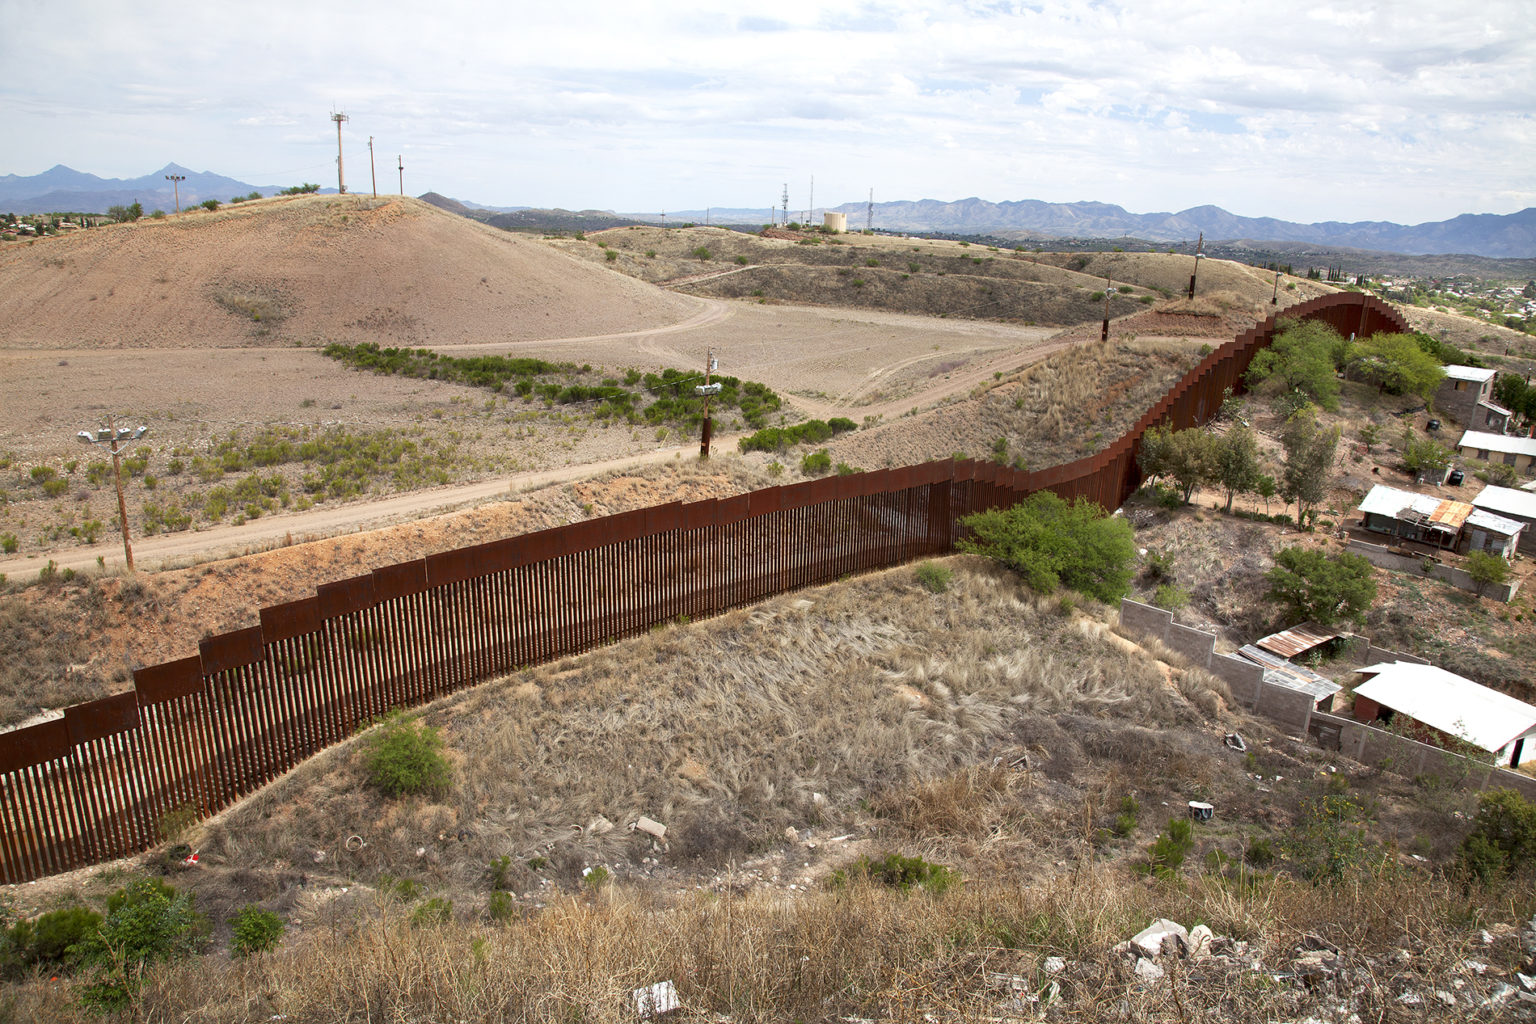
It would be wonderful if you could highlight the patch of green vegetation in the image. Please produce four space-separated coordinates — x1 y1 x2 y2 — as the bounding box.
831 853 958 895
362 712 452 798
737 417 856 453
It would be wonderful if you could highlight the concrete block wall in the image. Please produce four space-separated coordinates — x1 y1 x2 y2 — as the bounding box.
1211 653 1263 696
1347 539 1520 603
1365 645 1428 667
1166 623 1216 669
1311 712 1536 801
1119 600 1173 645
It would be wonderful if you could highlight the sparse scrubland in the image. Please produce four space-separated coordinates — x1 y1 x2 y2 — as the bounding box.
3 560 1532 1021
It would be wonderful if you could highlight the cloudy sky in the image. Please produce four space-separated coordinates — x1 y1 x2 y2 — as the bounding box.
3 0 1532 224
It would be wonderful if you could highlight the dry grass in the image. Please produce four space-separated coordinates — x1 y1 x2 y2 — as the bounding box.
5 866 1526 1023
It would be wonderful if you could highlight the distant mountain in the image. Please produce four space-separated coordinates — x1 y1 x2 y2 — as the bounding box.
814 198 1536 259
0 163 334 213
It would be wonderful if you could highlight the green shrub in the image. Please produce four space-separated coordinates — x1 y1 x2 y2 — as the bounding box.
800 449 832 476
1151 583 1189 611
691 246 710 261
75 878 206 1011
229 905 284 957
362 712 452 798
487 891 516 922
1459 788 1536 881
1137 818 1194 878
0 533 15 554
604 249 618 262
1112 795 1140 837
201 199 220 212
831 853 958 895
960 490 1136 603
735 255 748 265
914 561 952 594
1244 837 1276 867
1 905 101 978
410 898 453 927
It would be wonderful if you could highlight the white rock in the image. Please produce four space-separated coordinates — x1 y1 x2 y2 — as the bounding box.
634 816 666 840
1044 956 1067 974
1131 918 1188 957
1433 990 1455 1007
1396 991 1422 1005
1518 973 1536 992
1187 924 1214 959
1134 959 1165 983
1460 959 1488 975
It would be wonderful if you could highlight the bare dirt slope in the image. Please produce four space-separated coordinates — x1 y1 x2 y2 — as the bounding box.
0 195 700 349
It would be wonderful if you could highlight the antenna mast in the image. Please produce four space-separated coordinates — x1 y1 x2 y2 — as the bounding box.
781 183 788 227
867 188 873 232
808 175 814 226
368 136 377 197
331 110 350 194
397 155 404 196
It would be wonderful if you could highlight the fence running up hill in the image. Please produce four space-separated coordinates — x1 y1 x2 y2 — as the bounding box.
0 292 1407 884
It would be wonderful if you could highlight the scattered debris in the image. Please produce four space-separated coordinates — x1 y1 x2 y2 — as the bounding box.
632 816 667 841
1128 919 1189 958
1223 732 1247 752
1187 801 1214 821
586 816 614 836
1043 956 1067 974
632 980 679 1018
345 835 366 852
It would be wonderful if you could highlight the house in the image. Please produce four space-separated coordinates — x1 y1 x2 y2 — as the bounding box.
1436 365 1497 426
1235 643 1342 711
1357 484 1472 550
1457 430 1536 474
1472 484 1536 555
1351 661 1536 768
1357 484 1525 556
1475 400 1513 434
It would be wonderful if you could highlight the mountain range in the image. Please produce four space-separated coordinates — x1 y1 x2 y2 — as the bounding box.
0 163 334 214
5 164 1532 258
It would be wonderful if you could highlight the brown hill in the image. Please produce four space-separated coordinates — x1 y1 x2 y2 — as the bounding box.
0 195 699 349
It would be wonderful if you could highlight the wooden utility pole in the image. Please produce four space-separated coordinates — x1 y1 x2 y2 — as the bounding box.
164 174 185 213
1186 232 1203 299
369 136 377 197
1272 270 1281 305
1101 277 1112 342
698 350 717 458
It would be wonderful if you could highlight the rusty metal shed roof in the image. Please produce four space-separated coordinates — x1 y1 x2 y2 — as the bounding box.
1237 645 1343 702
1254 623 1340 660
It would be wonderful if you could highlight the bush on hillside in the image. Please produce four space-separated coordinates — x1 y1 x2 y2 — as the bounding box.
363 712 452 798
960 491 1136 603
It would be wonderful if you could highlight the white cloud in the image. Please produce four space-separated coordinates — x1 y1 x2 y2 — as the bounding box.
0 0 1530 223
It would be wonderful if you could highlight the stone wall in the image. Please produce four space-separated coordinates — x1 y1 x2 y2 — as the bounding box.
1310 712 1536 802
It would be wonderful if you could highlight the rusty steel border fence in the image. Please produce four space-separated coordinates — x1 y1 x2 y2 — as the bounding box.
0 292 1407 884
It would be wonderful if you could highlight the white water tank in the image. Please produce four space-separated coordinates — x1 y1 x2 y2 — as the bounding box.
822 212 847 233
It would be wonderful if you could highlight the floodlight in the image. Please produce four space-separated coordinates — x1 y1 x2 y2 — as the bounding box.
77 431 94 443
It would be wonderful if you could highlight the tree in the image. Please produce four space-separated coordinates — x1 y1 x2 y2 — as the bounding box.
1265 546 1377 627
201 198 221 211
1357 421 1381 455
106 201 142 223
1137 424 1173 484
1212 423 1262 513
1346 333 1445 401
1399 426 1453 482
1246 319 1345 412
1494 373 1536 433
960 490 1137 603
1465 550 1511 596
279 183 321 195
1279 405 1340 527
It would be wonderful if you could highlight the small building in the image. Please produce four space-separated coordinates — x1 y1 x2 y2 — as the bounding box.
1475 400 1513 434
1472 484 1536 555
1437 365 1498 426
1351 661 1536 767
1458 430 1536 474
1357 484 1471 550
1462 508 1525 558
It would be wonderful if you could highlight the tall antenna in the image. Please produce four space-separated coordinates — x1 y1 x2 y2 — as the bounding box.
808 174 814 226
397 155 404 196
867 188 873 232
368 136 377 197
331 110 350 194
781 183 788 226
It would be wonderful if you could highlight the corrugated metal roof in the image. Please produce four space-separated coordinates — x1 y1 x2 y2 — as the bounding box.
1444 365 1497 383
1478 400 1514 417
1458 430 1536 458
1236 645 1343 701
1357 485 1470 532
1473 484 1536 521
1355 662 1536 753
1254 623 1339 659
1465 508 1526 537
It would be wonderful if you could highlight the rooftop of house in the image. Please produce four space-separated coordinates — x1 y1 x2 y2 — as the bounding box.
1457 430 1536 457
1355 661 1536 753
1443 365 1498 384
1358 484 1472 534
1472 484 1536 520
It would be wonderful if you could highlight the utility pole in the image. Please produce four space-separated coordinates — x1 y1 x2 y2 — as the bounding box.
331 110 350 194
164 174 185 213
397 155 404 196
867 188 873 233
696 350 720 458
1186 232 1203 299
808 175 814 226
1101 277 1112 342
1272 269 1281 305
368 136 377 197
76 416 148 572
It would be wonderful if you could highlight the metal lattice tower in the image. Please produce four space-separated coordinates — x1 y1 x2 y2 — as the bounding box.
781 183 788 226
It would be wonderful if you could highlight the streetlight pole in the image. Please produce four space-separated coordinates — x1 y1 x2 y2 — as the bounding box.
165 174 185 213
76 417 148 571
696 350 719 458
